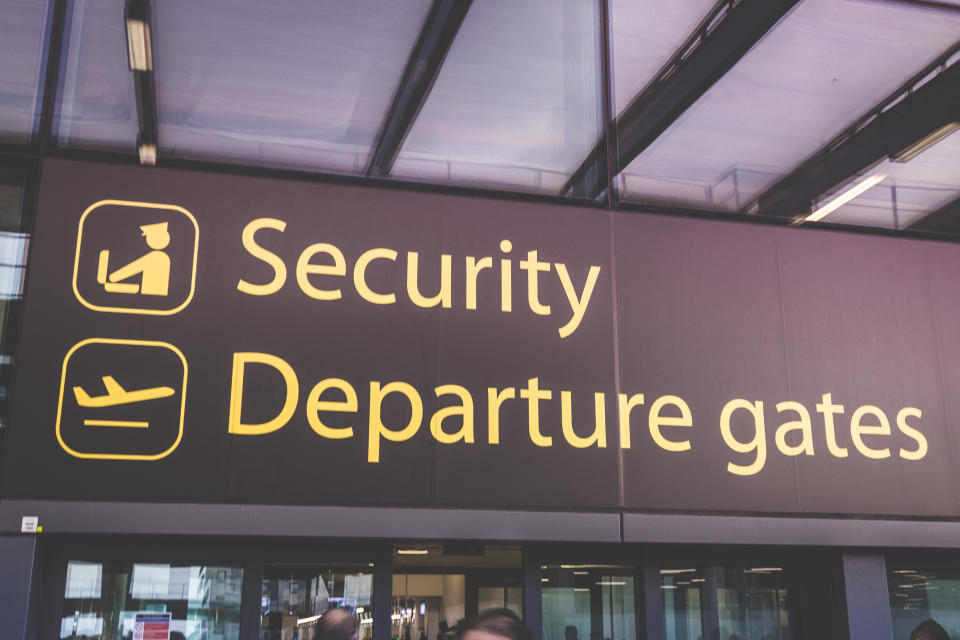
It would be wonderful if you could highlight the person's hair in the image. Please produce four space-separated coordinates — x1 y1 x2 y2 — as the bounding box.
909 619 949 640
313 608 357 640
456 608 533 640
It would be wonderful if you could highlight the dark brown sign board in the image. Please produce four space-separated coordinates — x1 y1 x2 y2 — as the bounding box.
4 159 959 517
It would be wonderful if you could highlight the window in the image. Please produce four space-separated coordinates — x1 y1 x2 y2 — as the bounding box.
661 565 791 640
261 563 374 640
541 565 637 640
889 566 960 640
0 175 29 428
61 560 243 639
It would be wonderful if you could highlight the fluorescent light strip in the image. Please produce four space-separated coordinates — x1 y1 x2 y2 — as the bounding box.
397 549 429 555
803 174 886 223
297 614 322 626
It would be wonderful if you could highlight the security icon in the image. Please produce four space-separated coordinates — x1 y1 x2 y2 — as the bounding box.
97 222 172 296
73 200 198 315
56 338 187 460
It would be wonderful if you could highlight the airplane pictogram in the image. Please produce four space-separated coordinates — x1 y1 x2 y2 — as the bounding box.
57 337 188 459
73 375 175 407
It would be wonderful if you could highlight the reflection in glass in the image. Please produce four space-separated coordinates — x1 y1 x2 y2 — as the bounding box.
541 565 636 640
0 0 51 141
55 0 138 149
662 566 790 640
889 567 960 640
261 564 374 640
392 0 602 194
152 0 432 174
61 560 243 639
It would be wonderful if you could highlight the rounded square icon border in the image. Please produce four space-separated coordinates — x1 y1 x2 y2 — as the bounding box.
72 199 199 315
55 337 188 460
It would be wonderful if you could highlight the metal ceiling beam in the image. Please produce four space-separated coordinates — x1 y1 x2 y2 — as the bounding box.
37 0 69 153
561 0 800 199
865 0 960 13
125 0 158 165
754 43 960 221
366 0 472 178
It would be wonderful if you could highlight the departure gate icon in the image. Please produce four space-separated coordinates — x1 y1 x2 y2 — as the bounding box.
56 338 187 460
73 199 198 315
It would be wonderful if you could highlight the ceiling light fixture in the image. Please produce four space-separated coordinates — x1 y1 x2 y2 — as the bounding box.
397 548 429 555
138 143 157 166
802 174 886 223
890 123 960 163
124 0 153 71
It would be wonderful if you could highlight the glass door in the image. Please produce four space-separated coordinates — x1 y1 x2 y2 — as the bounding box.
393 543 523 637
470 570 523 617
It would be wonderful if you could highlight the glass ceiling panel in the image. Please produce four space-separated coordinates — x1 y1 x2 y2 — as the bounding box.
391 0 601 194
55 0 138 150
813 129 960 230
616 0 960 212
0 0 51 142
610 0 717 116
153 0 432 174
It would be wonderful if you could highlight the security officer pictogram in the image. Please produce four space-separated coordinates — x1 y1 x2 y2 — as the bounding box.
73 199 198 315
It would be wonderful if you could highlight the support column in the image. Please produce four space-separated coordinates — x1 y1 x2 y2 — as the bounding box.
640 550 664 640
239 551 264 640
0 535 39 640
522 544 543 640
842 553 893 640
373 543 394 640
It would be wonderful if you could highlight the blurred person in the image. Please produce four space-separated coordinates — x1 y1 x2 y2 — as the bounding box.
313 608 358 640
457 608 534 640
909 619 949 640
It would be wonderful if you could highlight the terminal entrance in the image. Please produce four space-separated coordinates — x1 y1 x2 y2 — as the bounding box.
392 544 522 640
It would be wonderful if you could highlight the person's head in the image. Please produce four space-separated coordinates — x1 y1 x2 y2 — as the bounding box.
909 619 949 640
140 222 170 250
312 608 357 640
564 626 578 640
457 609 533 640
